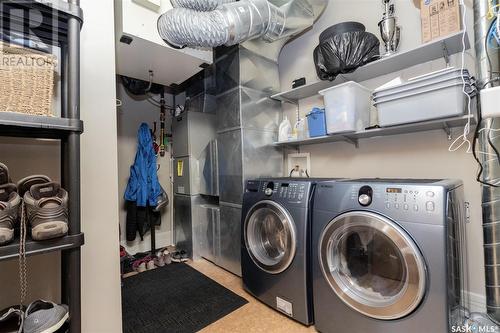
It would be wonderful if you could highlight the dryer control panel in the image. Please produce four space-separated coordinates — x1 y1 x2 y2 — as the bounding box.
349 184 443 217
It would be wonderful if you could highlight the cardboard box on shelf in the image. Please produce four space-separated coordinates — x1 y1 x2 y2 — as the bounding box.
420 0 461 43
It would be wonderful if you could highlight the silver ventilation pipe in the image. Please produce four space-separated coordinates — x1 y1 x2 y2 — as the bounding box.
157 0 286 48
170 0 234 11
474 0 500 325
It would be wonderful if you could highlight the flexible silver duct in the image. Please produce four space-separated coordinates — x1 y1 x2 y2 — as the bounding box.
474 0 500 325
157 0 287 48
170 0 233 11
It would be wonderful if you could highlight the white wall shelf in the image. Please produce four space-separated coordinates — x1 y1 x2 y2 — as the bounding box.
271 31 470 103
274 115 475 148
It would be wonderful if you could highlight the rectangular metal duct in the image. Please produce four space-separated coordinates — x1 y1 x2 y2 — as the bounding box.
215 45 284 276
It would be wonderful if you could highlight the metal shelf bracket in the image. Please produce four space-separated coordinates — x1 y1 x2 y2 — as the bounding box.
279 96 299 106
442 41 450 66
342 136 359 148
443 121 452 140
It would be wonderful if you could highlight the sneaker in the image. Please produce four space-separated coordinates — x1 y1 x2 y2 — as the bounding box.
23 300 68 333
0 163 11 186
0 307 23 333
0 184 21 246
146 259 156 271
163 250 172 265
133 260 147 273
171 250 188 263
17 175 51 198
24 182 69 241
154 251 165 267
154 185 169 212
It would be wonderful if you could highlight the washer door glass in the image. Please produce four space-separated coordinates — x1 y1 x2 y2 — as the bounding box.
244 201 296 274
319 211 427 320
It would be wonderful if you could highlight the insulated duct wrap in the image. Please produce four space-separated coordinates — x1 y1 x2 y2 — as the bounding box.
474 0 500 325
158 8 230 47
158 0 286 48
171 0 233 11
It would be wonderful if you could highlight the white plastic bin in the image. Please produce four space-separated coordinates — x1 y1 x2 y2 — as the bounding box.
319 81 371 134
373 68 473 127
374 82 470 127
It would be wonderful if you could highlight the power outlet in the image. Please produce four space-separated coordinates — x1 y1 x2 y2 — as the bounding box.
287 153 311 178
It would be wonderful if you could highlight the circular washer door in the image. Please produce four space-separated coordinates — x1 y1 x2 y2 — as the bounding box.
244 200 297 274
319 211 427 320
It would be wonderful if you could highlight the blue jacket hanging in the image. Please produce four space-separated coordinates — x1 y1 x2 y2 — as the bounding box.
124 123 161 207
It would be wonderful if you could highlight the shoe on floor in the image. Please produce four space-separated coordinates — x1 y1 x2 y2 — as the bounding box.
0 184 21 246
0 163 11 186
162 249 172 265
24 300 68 333
0 307 23 333
171 250 188 263
24 182 69 241
133 260 147 273
17 175 51 198
154 252 165 267
146 259 156 270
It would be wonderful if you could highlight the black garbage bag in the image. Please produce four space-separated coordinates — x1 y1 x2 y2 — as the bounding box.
314 31 380 81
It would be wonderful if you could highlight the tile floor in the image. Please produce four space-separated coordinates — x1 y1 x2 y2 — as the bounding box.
188 259 314 333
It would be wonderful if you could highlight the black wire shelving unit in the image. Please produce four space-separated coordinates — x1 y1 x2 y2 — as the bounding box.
0 1 84 332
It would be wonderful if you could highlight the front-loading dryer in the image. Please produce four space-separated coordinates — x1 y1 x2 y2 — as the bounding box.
312 179 468 333
241 178 336 325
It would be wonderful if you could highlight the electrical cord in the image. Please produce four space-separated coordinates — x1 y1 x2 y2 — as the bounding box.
448 0 474 153
470 16 500 188
472 102 500 187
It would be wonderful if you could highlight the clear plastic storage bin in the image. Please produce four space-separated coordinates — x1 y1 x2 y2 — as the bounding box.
319 81 371 134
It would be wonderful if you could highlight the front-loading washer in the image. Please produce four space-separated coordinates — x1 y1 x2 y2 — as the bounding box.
241 178 338 325
312 179 469 333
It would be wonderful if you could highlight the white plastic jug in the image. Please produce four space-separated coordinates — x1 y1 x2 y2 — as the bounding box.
295 118 307 140
279 117 292 142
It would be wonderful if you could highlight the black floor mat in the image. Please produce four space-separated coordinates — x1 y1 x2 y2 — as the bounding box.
121 263 248 333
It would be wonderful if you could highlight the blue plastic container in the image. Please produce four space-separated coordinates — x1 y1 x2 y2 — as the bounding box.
306 107 327 137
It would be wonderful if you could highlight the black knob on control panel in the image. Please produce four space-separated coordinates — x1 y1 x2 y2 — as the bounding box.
358 186 373 206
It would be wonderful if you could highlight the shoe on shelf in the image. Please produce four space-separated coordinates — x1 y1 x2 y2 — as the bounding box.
24 300 68 333
24 182 69 241
17 175 51 198
0 184 21 246
0 163 11 186
0 306 24 333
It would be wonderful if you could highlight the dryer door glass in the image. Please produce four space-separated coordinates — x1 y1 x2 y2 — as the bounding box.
319 211 426 320
244 201 296 274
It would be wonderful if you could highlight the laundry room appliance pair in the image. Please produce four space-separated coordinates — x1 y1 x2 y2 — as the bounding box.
240 178 469 332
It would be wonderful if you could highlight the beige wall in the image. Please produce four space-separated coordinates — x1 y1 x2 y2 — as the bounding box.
278 0 486 309
80 0 122 332
116 81 174 254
